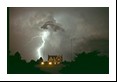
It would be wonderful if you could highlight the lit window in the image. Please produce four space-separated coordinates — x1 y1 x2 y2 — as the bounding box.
54 62 56 65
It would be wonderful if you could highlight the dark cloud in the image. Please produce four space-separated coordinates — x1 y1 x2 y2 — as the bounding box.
41 20 64 32
9 7 109 62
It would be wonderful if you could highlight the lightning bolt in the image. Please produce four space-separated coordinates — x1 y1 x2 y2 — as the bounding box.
37 30 50 59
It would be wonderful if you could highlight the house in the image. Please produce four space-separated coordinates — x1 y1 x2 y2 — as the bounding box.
40 55 63 65
48 55 63 65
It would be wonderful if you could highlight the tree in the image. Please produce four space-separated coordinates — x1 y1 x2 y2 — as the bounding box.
60 50 109 74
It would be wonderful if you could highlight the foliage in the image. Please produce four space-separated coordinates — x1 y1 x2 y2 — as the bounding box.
60 50 109 74
7 51 46 74
7 50 109 74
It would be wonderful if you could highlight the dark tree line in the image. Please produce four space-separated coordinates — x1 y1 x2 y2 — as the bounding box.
60 50 109 74
7 50 109 74
7 51 46 74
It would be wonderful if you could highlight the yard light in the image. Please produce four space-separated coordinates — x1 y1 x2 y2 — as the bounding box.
48 62 52 65
41 62 44 65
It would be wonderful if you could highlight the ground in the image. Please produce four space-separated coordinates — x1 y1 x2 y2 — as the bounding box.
36 64 65 74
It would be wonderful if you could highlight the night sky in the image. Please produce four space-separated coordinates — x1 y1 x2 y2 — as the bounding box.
9 7 109 62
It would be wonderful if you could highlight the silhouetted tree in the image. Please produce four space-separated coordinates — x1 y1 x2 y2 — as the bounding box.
60 50 109 74
8 50 109 74
7 51 47 74
36 57 43 64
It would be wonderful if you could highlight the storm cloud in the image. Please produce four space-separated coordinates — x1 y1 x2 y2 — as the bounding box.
9 7 109 62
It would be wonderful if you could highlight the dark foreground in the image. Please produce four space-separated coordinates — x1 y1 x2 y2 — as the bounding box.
8 50 109 74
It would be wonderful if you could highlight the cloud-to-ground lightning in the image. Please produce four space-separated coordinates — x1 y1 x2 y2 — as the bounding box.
37 30 50 59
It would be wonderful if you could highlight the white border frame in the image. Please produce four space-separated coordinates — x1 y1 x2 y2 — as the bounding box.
0 0 116 81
